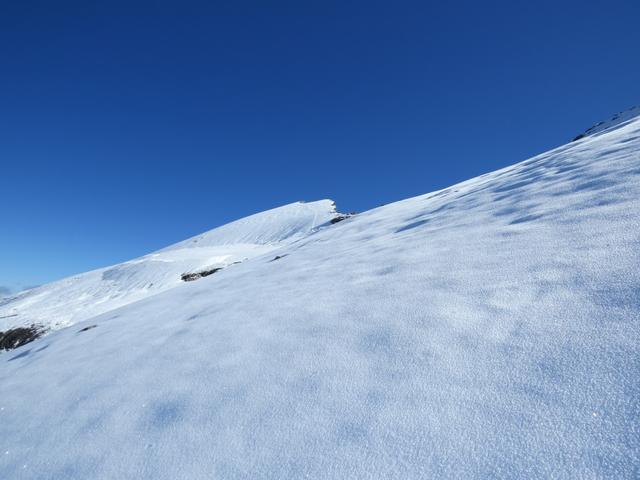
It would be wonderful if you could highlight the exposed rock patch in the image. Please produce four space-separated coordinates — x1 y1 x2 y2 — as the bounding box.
330 212 357 224
181 267 224 282
0 324 46 351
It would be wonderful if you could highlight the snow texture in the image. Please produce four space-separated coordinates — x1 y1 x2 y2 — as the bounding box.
1 116 639 479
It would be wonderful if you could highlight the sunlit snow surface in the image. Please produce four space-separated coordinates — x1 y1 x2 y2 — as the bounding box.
1 117 640 478
0 200 337 330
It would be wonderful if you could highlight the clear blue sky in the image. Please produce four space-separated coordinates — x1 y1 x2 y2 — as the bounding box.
1 0 639 293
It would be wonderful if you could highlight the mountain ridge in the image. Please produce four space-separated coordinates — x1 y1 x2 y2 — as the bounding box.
0 199 340 332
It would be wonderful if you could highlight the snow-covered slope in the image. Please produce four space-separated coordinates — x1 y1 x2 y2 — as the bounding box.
1 116 639 478
0 200 338 331
573 104 640 140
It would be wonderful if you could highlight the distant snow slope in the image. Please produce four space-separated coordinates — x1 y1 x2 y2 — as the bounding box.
573 104 640 140
0 200 337 330
1 115 639 478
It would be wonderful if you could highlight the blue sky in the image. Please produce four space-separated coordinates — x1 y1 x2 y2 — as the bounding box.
1 0 639 293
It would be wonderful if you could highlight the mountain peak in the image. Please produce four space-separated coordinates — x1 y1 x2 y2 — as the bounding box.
159 199 337 251
0 199 340 331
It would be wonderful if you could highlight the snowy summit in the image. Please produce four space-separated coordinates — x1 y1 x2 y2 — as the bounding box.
1 110 639 478
0 200 339 331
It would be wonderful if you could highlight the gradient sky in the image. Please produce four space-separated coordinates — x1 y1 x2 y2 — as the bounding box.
1 0 639 293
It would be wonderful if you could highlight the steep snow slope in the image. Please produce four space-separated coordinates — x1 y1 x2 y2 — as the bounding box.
0 200 337 331
1 117 639 479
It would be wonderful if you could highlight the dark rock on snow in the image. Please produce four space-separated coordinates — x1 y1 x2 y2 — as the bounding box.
181 267 224 282
0 324 45 351
78 325 98 333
